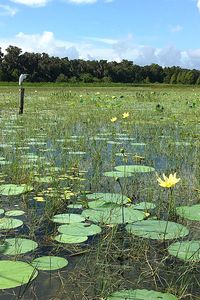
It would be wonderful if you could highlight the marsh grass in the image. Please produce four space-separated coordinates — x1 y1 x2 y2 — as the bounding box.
0 85 199 299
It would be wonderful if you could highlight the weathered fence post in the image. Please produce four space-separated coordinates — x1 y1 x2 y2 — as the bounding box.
18 74 28 115
19 87 25 114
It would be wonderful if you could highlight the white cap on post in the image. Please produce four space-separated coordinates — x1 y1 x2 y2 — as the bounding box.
19 74 28 86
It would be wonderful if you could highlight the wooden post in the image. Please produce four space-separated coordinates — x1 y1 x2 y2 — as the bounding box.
19 87 25 114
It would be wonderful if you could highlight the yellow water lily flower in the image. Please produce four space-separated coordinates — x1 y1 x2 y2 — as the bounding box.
122 112 129 119
33 196 45 202
111 117 117 122
157 173 180 188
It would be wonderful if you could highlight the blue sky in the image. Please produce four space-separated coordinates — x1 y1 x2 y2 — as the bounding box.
1 0 200 68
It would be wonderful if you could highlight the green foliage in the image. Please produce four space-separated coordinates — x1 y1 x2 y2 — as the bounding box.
0 46 200 84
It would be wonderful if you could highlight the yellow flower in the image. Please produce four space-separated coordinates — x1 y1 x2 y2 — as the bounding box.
34 196 45 202
111 117 117 122
122 112 129 119
157 173 180 188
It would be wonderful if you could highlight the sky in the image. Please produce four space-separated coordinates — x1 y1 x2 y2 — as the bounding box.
1 0 200 68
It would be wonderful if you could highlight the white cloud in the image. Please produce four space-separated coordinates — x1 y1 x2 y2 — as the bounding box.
0 4 18 16
170 24 183 33
66 0 97 4
197 0 200 11
9 0 50 7
1 31 200 69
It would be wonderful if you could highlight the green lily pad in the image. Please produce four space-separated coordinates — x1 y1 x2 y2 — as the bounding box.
34 176 54 183
126 220 189 240
131 142 146 147
82 206 145 225
68 151 86 155
0 260 38 289
107 288 177 300
0 217 23 230
51 213 85 224
0 184 33 196
86 193 130 205
0 238 38 255
0 209 4 216
134 202 156 210
5 210 25 217
88 200 119 209
103 171 133 178
115 165 155 173
58 223 102 236
107 141 123 145
54 234 88 244
31 256 68 270
168 240 200 262
176 204 200 221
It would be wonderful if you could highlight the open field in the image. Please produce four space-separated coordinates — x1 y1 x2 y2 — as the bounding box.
0 85 199 300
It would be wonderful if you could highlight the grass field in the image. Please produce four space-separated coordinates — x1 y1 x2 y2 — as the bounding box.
0 85 199 300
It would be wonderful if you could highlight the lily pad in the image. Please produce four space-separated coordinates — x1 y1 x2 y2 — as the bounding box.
88 200 119 209
126 220 189 240
58 223 102 236
0 217 23 230
115 165 155 173
134 202 156 210
0 260 38 289
107 288 177 300
0 238 38 255
31 256 68 270
0 209 4 216
34 176 54 183
5 210 25 217
0 184 33 196
131 142 146 147
103 171 133 178
168 240 200 262
176 204 200 221
54 234 88 244
82 206 145 225
51 213 85 224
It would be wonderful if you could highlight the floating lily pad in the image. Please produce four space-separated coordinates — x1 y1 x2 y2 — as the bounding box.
126 220 189 240
51 213 85 224
5 210 25 217
176 204 200 221
134 202 156 210
115 165 155 173
174 142 191 146
0 209 4 216
31 256 68 270
0 217 23 230
107 288 177 300
0 184 33 196
168 240 200 262
0 260 38 289
58 223 102 236
82 206 144 225
107 141 123 145
131 142 146 147
0 238 38 255
34 176 54 183
86 193 130 205
68 151 86 155
54 234 88 244
103 171 133 178
88 200 119 209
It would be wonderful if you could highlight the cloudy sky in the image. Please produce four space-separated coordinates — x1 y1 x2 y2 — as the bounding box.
1 0 200 68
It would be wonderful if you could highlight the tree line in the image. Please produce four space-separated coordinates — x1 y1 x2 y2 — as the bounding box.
1 45 200 84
